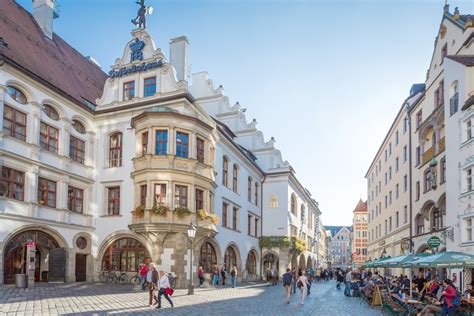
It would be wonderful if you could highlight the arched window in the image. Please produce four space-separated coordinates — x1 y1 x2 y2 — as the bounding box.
232 164 238 193
109 132 122 167
224 246 237 271
291 194 297 215
6 86 27 104
72 120 86 134
416 214 425 235
101 238 149 272
222 157 228 187
246 251 257 275
301 205 305 223
199 242 217 273
247 177 252 202
43 105 59 120
431 208 443 231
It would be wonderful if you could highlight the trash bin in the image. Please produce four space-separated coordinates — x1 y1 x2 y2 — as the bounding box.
15 274 27 288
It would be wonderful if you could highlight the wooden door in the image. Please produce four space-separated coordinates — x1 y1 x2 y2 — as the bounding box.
4 247 24 284
35 251 41 281
75 254 87 282
48 247 66 282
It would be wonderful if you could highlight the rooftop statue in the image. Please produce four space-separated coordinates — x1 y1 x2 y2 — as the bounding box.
131 0 153 29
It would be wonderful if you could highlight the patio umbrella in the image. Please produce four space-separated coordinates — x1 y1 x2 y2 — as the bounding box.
402 251 474 268
380 253 431 268
373 256 393 268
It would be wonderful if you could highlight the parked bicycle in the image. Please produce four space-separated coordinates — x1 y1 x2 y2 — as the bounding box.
129 271 141 286
99 271 118 284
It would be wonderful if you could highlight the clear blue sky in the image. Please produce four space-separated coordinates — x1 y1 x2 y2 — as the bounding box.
18 0 473 226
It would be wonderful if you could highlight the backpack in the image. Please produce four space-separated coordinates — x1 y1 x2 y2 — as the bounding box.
282 272 292 286
452 291 461 307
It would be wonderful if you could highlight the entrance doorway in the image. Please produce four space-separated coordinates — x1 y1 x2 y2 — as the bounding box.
3 230 64 284
75 254 87 282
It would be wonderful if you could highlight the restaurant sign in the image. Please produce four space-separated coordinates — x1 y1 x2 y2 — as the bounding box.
427 236 442 249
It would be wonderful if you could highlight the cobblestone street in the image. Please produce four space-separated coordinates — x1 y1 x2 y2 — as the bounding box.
0 281 384 315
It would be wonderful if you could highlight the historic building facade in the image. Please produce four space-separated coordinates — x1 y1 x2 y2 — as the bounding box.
0 0 321 286
351 199 368 267
326 226 351 268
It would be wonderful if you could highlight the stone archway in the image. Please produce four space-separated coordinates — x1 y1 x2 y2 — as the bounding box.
3 228 66 284
263 252 279 281
306 256 313 269
299 253 306 270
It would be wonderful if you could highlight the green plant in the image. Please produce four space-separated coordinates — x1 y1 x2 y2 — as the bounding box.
208 214 218 225
134 205 145 214
259 236 291 248
152 203 169 216
197 209 209 220
292 237 307 252
175 207 192 218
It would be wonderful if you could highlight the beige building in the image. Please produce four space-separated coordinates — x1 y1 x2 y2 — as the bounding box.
351 199 368 266
366 88 423 262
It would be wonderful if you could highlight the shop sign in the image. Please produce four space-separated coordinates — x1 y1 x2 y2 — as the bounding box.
427 236 442 249
109 60 164 78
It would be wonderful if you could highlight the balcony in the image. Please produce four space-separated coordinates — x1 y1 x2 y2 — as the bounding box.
422 146 435 165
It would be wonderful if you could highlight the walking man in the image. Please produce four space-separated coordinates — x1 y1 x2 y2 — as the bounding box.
344 268 353 297
156 270 173 309
212 265 219 287
282 268 293 304
147 263 158 306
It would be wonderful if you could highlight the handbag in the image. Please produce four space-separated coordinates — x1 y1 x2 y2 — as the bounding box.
297 280 303 288
165 287 174 296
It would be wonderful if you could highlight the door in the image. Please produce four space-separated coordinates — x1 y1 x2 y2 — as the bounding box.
35 250 41 281
48 247 66 282
75 254 87 282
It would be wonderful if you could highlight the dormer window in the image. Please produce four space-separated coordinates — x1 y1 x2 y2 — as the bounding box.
123 81 135 101
6 86 27 104
144 77 156 97
43 105 59 120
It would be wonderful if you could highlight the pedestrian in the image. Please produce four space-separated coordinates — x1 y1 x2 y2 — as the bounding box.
307 271 312 296
297 270 309 305
336 269 344 290
231 266 237 288
221 265 227 286
212 265 220 287
316 268 321 282
291 268 297 294
271 266 278 286
344 268 353 297
156 270 173 309
440 279 458 316
139 262 148 290
282 268 293 304
147 262 158 307
197 266 204 288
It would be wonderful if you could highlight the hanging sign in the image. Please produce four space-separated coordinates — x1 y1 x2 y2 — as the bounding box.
427 236 442 249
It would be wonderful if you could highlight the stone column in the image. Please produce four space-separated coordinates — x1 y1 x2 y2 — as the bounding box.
29 102 42 146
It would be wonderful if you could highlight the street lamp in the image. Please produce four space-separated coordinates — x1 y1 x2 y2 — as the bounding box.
187 223 196 295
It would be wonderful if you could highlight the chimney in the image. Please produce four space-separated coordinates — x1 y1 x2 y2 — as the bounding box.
169 36 190 82
33 0 58 40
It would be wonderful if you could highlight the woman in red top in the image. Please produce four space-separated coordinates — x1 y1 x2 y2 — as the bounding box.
197 266 204 287
140 263 149 290
441 279 457 316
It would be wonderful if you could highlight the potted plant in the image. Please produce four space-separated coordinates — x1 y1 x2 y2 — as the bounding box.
152 203 169 216
175 207 192 218
208 214 219 225
197 209 209 220
132 205 145 218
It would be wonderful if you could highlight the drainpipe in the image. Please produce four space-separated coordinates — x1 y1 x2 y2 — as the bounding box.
407 107 414 254
259 175 266 280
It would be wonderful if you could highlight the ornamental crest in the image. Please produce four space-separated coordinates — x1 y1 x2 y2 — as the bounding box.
269 195 279 208
130 38 145 62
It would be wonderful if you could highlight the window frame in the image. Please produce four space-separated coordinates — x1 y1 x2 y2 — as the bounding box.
109 132 123 168
141 131 148 156
0 166 25 201
174 185 188 208
40 122 59 154
143 77 157 97
232 164 238 193
176 131 189 158
196 137 205 163
38 177 57 208
107 186 121 216
154 183 167 205
195 188 204 211
155 130 168 155
67 186 84 213
6 86 27 104
140 184 147 207
123 81 135 101
70 136 85 164
222 157 229 187
3 105 27 141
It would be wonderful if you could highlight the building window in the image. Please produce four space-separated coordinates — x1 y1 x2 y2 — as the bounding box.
467 120 472 142
424 168 432 193
67 186 84 213
416 181 420 201
222 202 228 227
450 88 459 116
70 136 85 164
416 146 421 166
404 205 408 223
385 173 387 185
140 184 147 206
199 242 217 273
416 214 424 235
389 143 392 156
174 185 187 208
38 177 56 208
416 110 422 129
6 86 27 104
176 132 189 158
144 77 156 97
441 43 447 62
72 120 86 134
384 150 387 162
232 207 238 230
255 218 259 237
109 132 122 167
440 157 446 184
155 130 168 155
389 217 392 232
222 157 229 187
404 117 408 133
246 251 257 274
123 81 135 101
107 186 120 215
224 247 237 271
389 167 392 180
389 191 392 205
154 184 166 205
101 238 149 272
404 175 408 192
141 132 148 156
195 188 204 211
40 122 59 153
385 220 387 234
232 164 238 193
291 193 297 215
396 183 399 199
466 168 473 193
248 177 252 202
432 208 443 231
465 218 474 242
0 166 24 201
395 157 399 172
395 131 399 145
3 105 27 141
248 214 252 235
196 138 205 163
254 183 259 205
404 145 407 162
396 211 399 228
43 104 59 120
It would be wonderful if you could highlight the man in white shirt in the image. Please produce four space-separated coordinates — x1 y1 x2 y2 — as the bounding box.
156 270 173 309
344 269 353 297
147 263 158 306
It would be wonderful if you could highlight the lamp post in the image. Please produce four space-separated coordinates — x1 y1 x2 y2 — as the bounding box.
187 223 196 295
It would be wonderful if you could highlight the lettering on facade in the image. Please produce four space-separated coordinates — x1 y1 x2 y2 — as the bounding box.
108 60 164 78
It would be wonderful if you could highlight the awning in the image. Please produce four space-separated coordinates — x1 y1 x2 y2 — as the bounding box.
401 251 474 268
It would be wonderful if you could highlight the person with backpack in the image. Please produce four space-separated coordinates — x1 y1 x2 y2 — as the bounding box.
231 266 237 288
440 279 459 316
282 268 293 304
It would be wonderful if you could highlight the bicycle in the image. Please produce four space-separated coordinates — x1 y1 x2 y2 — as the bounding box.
99 271 117 284
129 271 141 286
118 271 129 284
